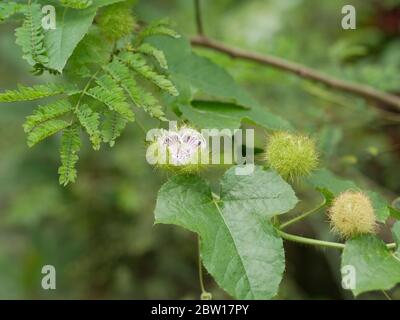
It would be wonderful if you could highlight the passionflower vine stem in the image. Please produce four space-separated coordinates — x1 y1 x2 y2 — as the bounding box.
279 200 327 229
277 229 346 250
277 229 396 250
197 236 212 300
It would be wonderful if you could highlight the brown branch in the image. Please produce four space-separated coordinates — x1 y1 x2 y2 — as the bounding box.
191 36 400 112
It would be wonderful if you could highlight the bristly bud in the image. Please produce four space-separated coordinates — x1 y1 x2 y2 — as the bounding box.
265 131 318 181
328 191 377 239
97 3 137 40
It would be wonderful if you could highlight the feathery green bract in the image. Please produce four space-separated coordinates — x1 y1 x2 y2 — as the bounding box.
120 52 179 96
138 89 166 120
101 111 127 147
103 60 166 120
87 74 135 122
15 3 48 71
24 100 73 133
27 119 70 147
76 104 101 150
0 2 25 23
137 43 168 69
0 84 72 102
136 18 180 45
58 125 81 186
60 0 93 9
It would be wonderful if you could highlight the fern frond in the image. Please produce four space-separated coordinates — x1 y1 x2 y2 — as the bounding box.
27 119 70 147
24 100 73 133
0 2 25 23
76 104 101 150
15 3 48 69
103 60 166 120
101 111 127 147
119 52 179 96
59 0 92 9
86 74 135 121
0 84 75 102
58 125 81 186
137 43 168 69
136 18 180 44
138 89 167 120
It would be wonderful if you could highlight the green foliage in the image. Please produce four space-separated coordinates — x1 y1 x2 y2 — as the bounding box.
58 125 81 186
393 222 400 257
87 74 135 122
0 84 71 102
179 100 291 131
101 111 127 147
23 100 73 133
155 166 297 299
0 2 25 23
119 52 179 96
44 4 97 72
76 104 101 150
60 0 93 9
97 2 137 40
0 1 180 185
136 18 180 45
342 235 400 296
103 59 166 120
27 119 70 148
15 3 49 74
137 43 168 69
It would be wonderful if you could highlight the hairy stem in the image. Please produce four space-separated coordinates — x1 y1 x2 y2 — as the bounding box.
191 36 400 112
280 200 326 229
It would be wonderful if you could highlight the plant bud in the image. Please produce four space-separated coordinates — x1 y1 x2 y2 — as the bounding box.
329 191 377 238
265 131 318 180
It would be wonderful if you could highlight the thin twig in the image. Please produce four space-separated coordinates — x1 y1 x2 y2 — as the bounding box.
194 0 204 36
191 36 400 112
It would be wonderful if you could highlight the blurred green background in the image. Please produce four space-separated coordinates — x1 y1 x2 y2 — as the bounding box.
0 0 399 299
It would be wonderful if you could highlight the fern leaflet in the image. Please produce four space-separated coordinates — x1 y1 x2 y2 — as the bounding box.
15 3 48 72
27 119 70 148
103 60 166 120
137 43 168 69
86 74 135 121
101 111 127 147
0 84 74 102
136 18 180 44
58 125 81 186
119 52 179 97
24 100 73 133
76 104 101 150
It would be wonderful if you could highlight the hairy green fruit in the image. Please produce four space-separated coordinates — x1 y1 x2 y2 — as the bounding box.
329 191 377 238
97 3 137 40
265 131 318 180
